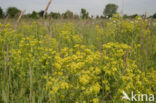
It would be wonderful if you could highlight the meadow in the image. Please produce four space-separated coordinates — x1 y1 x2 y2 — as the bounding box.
0 15 156 103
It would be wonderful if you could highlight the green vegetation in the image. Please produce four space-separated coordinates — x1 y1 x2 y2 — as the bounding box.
0 2 156 103
0 7 3 18
6 7 20 18
103 4 118 17
0 14 156 103
81 8 89 19
29 11 39 19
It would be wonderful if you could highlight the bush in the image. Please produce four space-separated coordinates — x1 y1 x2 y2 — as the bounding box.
29 11 39 19
7 7 20 18
49 12 61 19
0 7 3 18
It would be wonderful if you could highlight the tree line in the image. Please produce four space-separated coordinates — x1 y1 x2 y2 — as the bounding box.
0 4 156 19
0 7 89 19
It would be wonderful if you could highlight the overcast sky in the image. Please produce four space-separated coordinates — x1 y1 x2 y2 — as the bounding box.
0 0 156 16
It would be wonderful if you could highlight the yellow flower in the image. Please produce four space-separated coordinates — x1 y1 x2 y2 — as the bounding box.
94 67 101 74
54 63 61 70
79 75 90 85
93 98 99 103
105 85 110 91
61 82 69 90
42 65 46 69
46 81 52 90
92 83 101 94
83 101 86 103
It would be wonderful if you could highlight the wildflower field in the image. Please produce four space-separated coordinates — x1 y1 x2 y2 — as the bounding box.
0 15 156 103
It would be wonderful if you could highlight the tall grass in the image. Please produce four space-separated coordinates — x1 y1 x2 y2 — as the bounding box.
0 16 156 102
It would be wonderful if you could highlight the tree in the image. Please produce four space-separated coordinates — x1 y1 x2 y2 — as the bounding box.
0 7 3 18
123 14 138 19
49 12 61 19
38 10 45 17
73 14 80 19
130 14 138 18
96 15 99 19
81 8 89 19
62 10 74 19
30 11 39 19
7 7 20 18
152 13 156 19
103 4 118 17
123 14 128 18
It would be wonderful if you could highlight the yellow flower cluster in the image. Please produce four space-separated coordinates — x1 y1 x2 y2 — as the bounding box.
0 16 155 103
46 42 155 102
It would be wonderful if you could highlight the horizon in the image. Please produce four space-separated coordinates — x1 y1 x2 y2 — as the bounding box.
0 0 156 17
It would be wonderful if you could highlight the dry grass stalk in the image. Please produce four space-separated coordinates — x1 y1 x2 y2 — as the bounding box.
140 14 146 52
143 12 146 20
29 65 33 103
47 16 53 38
84 18 92 26
5 45 9 71
59 44 63 58
44 0 53 18
140 14 152 52
130 40 134 55
14 10 26 29
4 14 9 25
123 50 129 75
17 10 26 23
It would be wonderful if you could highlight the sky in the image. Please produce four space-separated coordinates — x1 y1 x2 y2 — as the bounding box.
0 0 156 16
